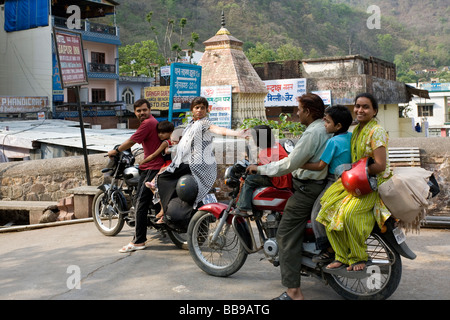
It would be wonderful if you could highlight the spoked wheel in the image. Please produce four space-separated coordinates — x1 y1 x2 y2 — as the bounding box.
325 233 402 300
92 190 125 236
187 210 248 277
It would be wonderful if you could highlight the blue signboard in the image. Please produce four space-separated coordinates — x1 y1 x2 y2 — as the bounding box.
168 63 202 121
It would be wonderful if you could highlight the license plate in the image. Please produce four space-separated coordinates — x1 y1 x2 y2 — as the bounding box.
393 227 406 244
202 193 217 204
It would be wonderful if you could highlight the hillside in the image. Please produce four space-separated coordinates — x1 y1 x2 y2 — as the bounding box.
113 0 449 71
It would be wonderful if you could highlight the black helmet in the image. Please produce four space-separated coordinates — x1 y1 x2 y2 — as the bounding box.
176 174 198 204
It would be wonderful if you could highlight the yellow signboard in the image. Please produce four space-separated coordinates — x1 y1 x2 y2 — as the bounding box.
144 86 170 111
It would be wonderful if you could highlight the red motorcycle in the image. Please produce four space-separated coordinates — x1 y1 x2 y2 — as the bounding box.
187 158 418 300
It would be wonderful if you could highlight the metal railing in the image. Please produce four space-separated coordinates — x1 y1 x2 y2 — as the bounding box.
53 16 117 36
89 62 116 73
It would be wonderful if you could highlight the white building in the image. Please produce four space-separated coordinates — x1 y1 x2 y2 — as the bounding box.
404 83 450 137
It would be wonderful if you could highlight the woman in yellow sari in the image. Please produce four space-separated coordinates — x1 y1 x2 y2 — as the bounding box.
316 93 392 271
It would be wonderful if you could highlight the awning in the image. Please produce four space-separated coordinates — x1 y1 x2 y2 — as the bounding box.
406 84 430 99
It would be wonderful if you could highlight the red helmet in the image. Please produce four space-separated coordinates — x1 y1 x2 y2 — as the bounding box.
341 157 377 196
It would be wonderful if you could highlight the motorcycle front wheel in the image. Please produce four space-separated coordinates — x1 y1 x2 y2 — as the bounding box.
187 210 248 277
92 190 126 236
325 233 402 300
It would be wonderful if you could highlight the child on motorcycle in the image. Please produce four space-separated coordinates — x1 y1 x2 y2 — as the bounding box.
301 105 353 263
234 125 292 216
142 121 175 224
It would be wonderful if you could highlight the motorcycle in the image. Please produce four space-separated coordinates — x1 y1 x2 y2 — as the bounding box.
92 148 216 249
187 155 419 300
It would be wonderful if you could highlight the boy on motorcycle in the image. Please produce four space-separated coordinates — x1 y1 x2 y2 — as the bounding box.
301 105 353 263
234 125 292 216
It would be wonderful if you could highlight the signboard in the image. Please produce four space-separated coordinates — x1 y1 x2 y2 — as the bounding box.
263 78 307 107
312 90 332 106
168 63 202 121
53 28 88 88
0 97 49 113
144 86 170 111
52 51 64 102
201 86 233 129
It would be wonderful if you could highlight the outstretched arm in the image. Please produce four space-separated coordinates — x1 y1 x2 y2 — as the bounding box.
209 124 248 137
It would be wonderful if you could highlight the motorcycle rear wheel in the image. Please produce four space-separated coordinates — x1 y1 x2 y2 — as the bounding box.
92 190 125 236
187 210 248 277
325 233 402 300
168 230 188 250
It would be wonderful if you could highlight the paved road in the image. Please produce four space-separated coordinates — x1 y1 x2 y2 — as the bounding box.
0 221 449 301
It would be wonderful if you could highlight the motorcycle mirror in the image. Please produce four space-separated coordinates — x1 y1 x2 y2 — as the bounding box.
283 139 295 154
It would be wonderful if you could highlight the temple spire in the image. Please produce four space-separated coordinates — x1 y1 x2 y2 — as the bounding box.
216 10 231 35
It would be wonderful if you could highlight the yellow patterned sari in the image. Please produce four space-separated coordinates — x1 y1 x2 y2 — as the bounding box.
316 119 392 265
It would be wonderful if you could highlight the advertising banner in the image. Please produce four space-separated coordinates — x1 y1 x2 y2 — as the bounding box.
0 97 49 113
144 86 170 111
53 28 88 88
201 85 233 129
263 78 307 107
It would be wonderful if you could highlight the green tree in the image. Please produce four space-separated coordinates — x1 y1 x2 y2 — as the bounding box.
276 43 304 61
245 42 277 63
119 40 164 76
377 34 395 62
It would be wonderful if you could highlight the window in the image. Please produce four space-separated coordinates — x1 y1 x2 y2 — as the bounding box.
122 88 135 105
418 104 433 117
92 89 106 103
91 52 105 64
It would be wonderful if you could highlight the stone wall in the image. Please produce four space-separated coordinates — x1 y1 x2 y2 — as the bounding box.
0 137 448 216
0 154 106 201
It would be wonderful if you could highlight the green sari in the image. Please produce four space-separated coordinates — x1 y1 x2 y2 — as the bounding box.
316 119 392 265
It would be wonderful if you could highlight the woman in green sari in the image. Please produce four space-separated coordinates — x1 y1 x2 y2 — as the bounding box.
316 93 392 271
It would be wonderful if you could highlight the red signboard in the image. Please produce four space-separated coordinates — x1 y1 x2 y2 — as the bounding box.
53 28 88 88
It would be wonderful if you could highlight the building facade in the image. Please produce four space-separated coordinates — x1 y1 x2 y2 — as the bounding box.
404 82 450 137
0 0 121 128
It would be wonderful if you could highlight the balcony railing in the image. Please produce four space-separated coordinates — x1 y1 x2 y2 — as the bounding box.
53 16 118 36
89 62 116 73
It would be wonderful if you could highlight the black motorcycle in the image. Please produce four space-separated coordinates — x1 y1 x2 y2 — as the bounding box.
92 148 216 250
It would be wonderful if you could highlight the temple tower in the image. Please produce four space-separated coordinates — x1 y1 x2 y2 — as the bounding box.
199 13 267 127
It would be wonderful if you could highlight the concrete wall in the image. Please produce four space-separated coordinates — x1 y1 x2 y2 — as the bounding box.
0 138 448 216
0 15 52 99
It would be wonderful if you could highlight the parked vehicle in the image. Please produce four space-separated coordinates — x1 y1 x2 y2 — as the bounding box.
92 148 216 249
187 153 419 300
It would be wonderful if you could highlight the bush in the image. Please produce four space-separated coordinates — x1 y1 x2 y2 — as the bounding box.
240 113 305 138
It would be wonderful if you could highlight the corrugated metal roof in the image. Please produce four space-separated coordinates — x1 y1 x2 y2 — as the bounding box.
0 119 136 153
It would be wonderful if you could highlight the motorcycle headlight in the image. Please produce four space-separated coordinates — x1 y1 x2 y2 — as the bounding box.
123 166 139 186
224 166 240 188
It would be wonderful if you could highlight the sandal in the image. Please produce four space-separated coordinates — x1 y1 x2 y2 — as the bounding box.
156 217 165 224
118 243 146 253
273 292 293 300
326 260 347 270
312 249 335 263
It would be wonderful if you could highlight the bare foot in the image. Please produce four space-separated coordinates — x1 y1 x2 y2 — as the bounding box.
326 261 344 269
347 262 366 271
286 288 305 300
